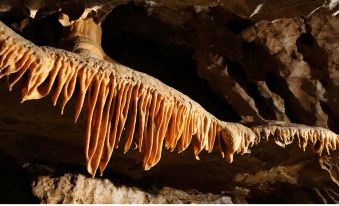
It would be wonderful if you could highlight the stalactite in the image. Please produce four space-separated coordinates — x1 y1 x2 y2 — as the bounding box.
251 122 339 156
0 21 337 176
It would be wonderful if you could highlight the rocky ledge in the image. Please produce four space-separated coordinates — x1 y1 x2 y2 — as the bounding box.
0 0 338 203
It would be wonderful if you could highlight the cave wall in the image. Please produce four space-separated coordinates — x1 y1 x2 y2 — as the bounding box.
0 0 338 203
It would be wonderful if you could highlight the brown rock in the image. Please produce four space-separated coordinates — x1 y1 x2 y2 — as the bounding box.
31 172 233 204
0 0 338 203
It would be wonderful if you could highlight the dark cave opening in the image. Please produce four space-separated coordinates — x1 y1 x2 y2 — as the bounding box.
296 32 329 80
266 72 316 126
101 3 241 122
320 101 339 133
225 15 254 34
0 150 38 203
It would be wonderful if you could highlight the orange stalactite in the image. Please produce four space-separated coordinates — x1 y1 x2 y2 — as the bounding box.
0 20 337 177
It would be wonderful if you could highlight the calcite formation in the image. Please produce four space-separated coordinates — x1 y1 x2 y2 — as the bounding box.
0 0 338 203
0 18 337 177
0 20 254 176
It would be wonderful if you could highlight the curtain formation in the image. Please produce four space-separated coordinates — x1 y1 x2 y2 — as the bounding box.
0 21 337 176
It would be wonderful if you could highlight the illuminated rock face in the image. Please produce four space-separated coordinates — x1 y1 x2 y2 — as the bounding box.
0 0 338 203
30 169 233 204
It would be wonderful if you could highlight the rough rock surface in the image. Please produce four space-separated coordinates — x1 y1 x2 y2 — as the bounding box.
0 0 338 203
31 172 232 204
191 8 339 132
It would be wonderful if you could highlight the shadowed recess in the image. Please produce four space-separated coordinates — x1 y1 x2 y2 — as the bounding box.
101 3 240 122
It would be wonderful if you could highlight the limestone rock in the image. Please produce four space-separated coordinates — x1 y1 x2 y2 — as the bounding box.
0 0 338 204
31 172 233 204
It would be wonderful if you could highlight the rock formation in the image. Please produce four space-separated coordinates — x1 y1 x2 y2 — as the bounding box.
0 0 338 203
